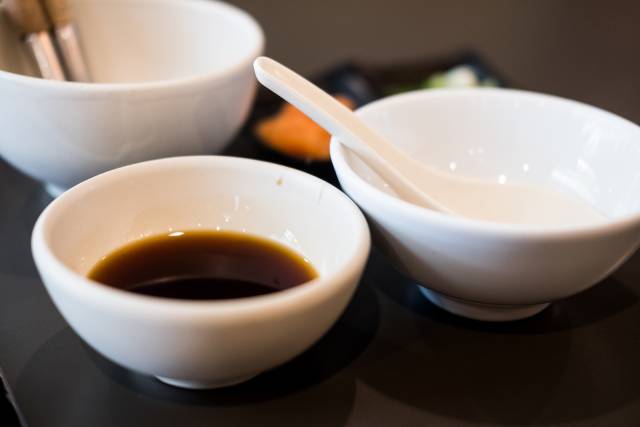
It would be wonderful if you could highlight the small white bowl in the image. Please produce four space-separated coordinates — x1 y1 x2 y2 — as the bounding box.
331 88 640 321
31 156 370 388
0 0 264 196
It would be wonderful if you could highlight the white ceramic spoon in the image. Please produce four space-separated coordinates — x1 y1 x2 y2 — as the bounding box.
253 56 604 225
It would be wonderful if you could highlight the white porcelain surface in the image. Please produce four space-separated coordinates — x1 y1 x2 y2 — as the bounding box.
331 88 640 321
0 0 264 195
32 156 370 388
254 57 608 226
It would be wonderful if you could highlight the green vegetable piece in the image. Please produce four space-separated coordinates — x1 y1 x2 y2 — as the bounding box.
424 73 448 89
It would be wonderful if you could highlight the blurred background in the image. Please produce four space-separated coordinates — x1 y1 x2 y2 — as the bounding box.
229 0 640 122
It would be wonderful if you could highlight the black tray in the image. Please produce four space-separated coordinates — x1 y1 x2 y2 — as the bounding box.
2 55 640 427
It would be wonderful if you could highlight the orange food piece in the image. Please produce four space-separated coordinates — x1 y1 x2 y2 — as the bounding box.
255 95 355 161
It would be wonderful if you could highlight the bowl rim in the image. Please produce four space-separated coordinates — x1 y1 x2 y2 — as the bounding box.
330 87 640 239
31 156 371 319
0 0 265 92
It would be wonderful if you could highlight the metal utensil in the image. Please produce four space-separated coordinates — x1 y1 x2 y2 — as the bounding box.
40 0 91 82
2 0 66 80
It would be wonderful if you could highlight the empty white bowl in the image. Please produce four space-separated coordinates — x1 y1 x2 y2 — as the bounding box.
331 88 640 321
0 0 264 196
31 156 370 388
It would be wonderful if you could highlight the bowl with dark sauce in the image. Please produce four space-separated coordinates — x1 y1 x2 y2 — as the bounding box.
31 155 370 389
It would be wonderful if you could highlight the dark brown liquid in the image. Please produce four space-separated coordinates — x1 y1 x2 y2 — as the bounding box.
88 230 318 300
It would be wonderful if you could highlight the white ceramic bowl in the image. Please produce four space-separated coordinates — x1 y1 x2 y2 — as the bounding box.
31 156 370 388
0 0 264 196
331 88 640 321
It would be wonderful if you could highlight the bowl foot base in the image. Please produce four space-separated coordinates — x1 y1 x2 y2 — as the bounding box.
44 183 67 198
156 373 258 389
419 287 549 321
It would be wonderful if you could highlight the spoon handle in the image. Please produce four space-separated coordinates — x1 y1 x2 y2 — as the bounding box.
254 57 396 165
253 56 449 212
